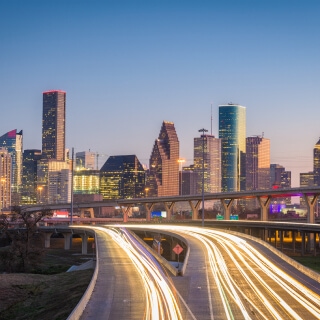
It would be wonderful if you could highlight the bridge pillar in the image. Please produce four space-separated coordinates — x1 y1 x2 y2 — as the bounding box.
292 231 296 254
44 232 52 248
257 196 271 221
80 234 89 254
307 233 315 252
261 229 268 241
280 230 284 252
121 206 132 223
301 231 306 256
164 202 175 220
303 194 318 224
220 199 234 220
144 203 155 221
188 200 201 220
79 208 95 219
62 233 72 250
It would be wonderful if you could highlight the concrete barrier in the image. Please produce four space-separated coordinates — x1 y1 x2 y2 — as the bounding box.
67 231 99 320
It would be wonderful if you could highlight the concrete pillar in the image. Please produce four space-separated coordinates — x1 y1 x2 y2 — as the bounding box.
303 194 318 224
63 233 72 250
80 234 89 254
88 208 94 218
188 200 201 220
257 195 271 221
307 233 315 252
44 232 52 248
220 198 234 220
301 231 305 256
261 229 268 241
268 230 272 244
164 202 175 220
121 206 132 223
144 203 155 221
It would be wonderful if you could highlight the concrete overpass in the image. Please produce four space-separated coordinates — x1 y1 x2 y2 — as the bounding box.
22 186 320 223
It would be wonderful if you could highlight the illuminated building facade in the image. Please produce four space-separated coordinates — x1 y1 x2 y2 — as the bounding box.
0 148 11 210
21 149 42 204
100 155 145 199
194 134 221 194
37 159 70 203
148 121 179 196
42 90 66 161
246 136 270 190
74 169 100 194
0 129 23 204
313 138 320 186
219 104 246 192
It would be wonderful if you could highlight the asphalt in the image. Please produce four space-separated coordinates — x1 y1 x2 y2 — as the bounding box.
79 229 146 320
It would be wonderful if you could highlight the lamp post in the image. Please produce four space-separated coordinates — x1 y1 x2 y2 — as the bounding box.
177 158 185 195
198 128 208 227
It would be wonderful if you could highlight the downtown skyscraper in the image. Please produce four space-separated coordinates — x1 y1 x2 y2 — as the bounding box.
38 90 70 203
0 129 23 204
42 90 66 161
194 134 221 194
219 104 246 192
246 135 270 191
148 121 179 197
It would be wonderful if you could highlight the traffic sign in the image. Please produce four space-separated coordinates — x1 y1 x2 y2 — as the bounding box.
173 244 183 255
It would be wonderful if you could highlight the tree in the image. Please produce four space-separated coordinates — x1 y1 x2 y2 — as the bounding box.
0 206 53 272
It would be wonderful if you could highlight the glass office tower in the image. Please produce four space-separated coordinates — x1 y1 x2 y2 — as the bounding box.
219 104 246 192
100 155 145 199
42 90 66 161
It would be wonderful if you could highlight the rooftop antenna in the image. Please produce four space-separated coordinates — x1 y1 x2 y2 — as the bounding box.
210 103 213 136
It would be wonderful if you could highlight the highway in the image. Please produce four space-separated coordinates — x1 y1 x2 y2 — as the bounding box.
128 225 320 320
78 226 186 320
74 225 320 319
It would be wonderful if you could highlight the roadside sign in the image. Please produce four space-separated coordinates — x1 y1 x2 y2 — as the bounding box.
173 244 183 255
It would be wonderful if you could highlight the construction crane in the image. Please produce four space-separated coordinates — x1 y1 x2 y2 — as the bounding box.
96 152 107 170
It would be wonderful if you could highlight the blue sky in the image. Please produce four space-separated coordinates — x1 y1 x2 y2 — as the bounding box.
1 0 320 186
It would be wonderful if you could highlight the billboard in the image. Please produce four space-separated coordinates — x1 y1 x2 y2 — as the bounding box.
151 211 167 218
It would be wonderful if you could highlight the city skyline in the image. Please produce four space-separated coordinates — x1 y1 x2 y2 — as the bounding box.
1 1 320 187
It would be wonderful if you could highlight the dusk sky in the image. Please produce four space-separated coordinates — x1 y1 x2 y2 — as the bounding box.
1 0 320 187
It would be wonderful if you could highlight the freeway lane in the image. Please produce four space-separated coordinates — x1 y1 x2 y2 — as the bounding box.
79 228 146 319
128 226 320 320
78 226 187 320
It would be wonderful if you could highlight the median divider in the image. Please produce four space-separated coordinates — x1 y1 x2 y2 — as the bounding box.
128 229 180 276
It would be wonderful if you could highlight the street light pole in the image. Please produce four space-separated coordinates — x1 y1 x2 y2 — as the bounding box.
198 128 208 227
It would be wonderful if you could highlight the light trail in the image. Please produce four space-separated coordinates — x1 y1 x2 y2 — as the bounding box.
126 225 320 320
82 226 184 320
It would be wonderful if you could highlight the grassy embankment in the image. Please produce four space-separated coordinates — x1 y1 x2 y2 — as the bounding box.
0 237 94 320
